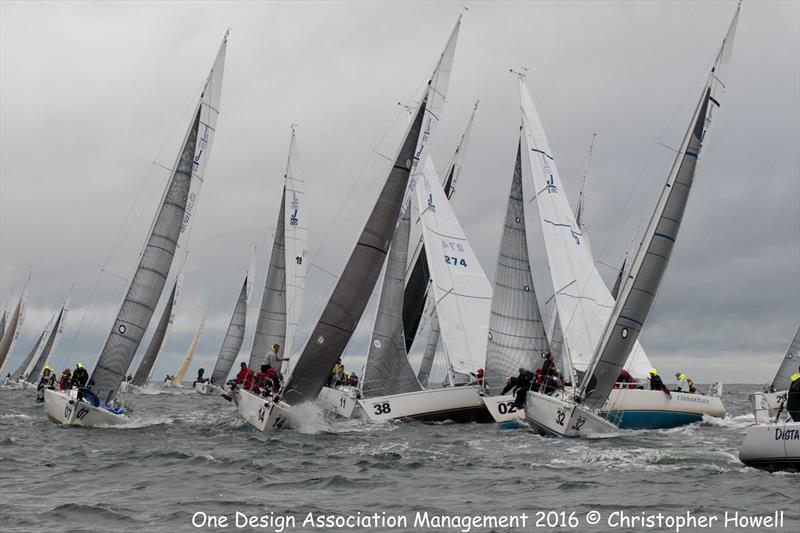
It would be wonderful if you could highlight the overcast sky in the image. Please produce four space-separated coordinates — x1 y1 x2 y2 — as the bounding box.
1 1 798 384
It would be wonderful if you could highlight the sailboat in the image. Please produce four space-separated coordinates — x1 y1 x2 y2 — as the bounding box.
739 390 799 472
247 127 308 373
0 285 29 378
24 294 70 390
197 268 251 394
762 324 800 409
315 16 464 420
43 33 227 426
170 306 210 386
10 315 54 386
233 86 429 432
524 4 739 437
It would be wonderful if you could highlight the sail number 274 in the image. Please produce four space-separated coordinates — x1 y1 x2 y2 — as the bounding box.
444 256 468 267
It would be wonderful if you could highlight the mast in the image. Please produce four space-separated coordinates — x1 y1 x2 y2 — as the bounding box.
281 94 429 405
89 34 227 401
579 4 740 409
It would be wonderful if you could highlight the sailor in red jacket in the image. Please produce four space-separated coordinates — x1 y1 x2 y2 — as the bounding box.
234 362 251 385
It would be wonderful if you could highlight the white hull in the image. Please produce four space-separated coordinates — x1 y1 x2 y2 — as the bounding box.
44 389 127 427
481 394 525 425
317 385 362 419
358 386 492 423
740 421 800 472
524 390 619 438
234 388 292 431
599 388 726 429
193 382 220 395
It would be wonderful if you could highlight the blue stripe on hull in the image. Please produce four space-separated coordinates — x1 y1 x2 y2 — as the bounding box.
602 409 702 429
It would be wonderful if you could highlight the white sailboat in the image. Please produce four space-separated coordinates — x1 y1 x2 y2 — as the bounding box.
10 314 54 385
170 307 210 386
739 392 799 472
25 294 70 388
762 325 800 409
44 33 227 426
524 4 739 438
0 285 29 378
234 84 430 432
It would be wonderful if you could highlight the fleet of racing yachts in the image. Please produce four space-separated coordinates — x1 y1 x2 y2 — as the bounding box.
1 3 798 473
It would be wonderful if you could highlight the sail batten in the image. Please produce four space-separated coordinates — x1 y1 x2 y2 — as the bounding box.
281 95 429 405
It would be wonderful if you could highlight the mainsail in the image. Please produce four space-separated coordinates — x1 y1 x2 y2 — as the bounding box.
249 129 308 369
89 35 227 401
132 277 180 386
0 286 28 375
0 308 6 342
173 309 208 384
770 324 800 392
361 208 422 397
518 75 652 379
281 95 428 405
415 156 492 378
211 273 249 384
26 299 69 383
11 315 53 380
485 139 550 393
579 5 739 410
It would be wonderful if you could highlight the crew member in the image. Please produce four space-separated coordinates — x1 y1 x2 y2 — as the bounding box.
540 353 557 395
193 368 208 387
265 344 290 370
787 365 800 422
674 372 689 392
72 363 89 388
58 368 72 390
513 368 535 408
648 368 670 396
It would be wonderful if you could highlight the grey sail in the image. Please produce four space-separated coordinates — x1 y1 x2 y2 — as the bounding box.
0 293 24 373
249 195 286 368
0 310 6 342
282 95 428 405
27 306 67 383
211 274 249 384
132 280 178 386
485 140 550 393
771 324 800 391
610 255 627 300
11 321 49 380
90 109 201 401
416 309 440 388
362 209 422 398
579 7 738 410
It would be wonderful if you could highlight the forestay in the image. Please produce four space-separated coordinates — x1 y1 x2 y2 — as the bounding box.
211 273 249 384
415 156 492 377
771 324 800 392
485 139 549 393
362 208 422 398
281 96 428 405
518 76 652 379
89 35 227 401
579 5 739 410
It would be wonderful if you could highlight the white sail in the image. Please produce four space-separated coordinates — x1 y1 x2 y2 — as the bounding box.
415 156 492 377
27 297 70 382
485 139 550 393
518 75 652 379
0 286 28 376
579 5 739 410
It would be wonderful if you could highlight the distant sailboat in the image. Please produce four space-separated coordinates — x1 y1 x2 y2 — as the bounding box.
524 4 739 437
0 285 28 377
44 32 228 426
25 294 70 386
11 315 53 383
172 307 210 386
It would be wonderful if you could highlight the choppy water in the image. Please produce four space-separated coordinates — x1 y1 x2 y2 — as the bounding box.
0 384 797 533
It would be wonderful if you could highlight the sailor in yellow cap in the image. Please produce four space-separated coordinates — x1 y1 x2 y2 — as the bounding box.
674 372 689 392
72 362 89 388
788 365 800 422
648 368 670 396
